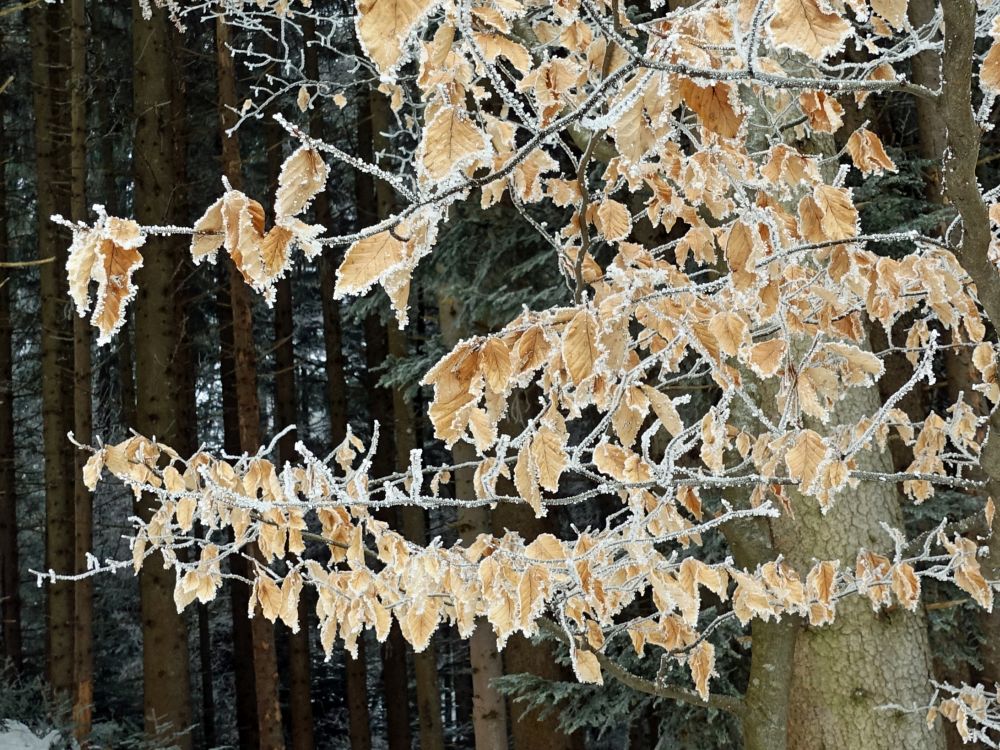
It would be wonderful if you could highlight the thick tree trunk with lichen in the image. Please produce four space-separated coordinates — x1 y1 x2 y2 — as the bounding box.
733 359 944 750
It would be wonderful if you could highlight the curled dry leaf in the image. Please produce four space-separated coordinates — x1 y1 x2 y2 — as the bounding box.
66 216 146 345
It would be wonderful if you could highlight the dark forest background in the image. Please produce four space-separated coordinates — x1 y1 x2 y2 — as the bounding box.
0 0 996 748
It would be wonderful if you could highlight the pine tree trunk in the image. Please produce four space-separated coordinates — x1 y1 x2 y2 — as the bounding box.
0 56 21 675
69 0 94 738
388 324 447 750
271 184 316 750
31 0 76 705
214 15 286 750
354 83 413 750
304 22 373 749
217 262 260 750
438 295 509 750
131 2 194 744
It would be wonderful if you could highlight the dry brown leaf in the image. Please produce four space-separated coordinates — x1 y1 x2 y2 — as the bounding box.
275 146 330 220
846 128 896 175
480 338 512 393
571 648 603 684
642 384 684 437
594 199 632 242
357 0 434 74
707 311 747 358
769 0 851 60
678 79 742 138
785 429 827 490
562 309 599 384
335 230 407 298
746 338 786 377
421 107 488 181
531 426 567 492
514 442 543 517
688 641 716 701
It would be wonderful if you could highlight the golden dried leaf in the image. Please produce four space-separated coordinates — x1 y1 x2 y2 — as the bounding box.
403 599 440 652
746 338 786 377
335 230 407 298
191 196 226 261
707 311 747 358
571 648 603 685
480 338 512 393
514 442 543 517
688 641 716 701
562 309 599 384
785 429 827 491
846 128 896 175
594 199 632 242
421 107 487 181
891 563 920 611
255 575 282 622
275 146 330 220
642 384 683 437
531 426 567 492
678 79 742 138
814 185 858 239
513 325 550 374
769 0 851 60
357 0 434 74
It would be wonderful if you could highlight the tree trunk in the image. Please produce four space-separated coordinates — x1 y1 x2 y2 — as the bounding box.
304 21 373 750
738 365 944 749
355 83 412 750
269 129 316 750
214 15 286 750
438 295 509 750
31 0 76 706
0 54 21 675
218 262 260 750
70 0 94 738
389 324 447 750
132 2 194 744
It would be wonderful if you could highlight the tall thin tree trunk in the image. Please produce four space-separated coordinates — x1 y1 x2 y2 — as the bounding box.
70 0 94 739
353 82 413 750
131 2 193 744
31 0 76 706
267 113 317 750
389 324 446 750
438 295 509 750
215 16 286 750
0 57 21 675
218 262 260 750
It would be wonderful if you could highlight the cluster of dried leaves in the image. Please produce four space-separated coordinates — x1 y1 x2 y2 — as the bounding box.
64 0 1000 708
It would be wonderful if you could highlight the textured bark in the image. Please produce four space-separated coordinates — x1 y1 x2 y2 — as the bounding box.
214 15 285 750
439 295 510 750
132 2 194 744
0 57 20 674
31 0 76 704
746 366 943 749
70 0 94 738
389 324 447 750
936 7 1000 738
